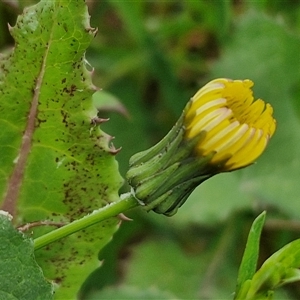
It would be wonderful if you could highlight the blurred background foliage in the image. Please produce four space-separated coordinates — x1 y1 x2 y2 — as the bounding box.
2 0 300 299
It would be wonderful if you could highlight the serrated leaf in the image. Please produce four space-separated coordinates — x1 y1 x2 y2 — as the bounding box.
0 0 123 298
0 212 53 300
235 211 266 299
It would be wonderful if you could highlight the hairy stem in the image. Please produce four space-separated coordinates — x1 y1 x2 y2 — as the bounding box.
34 193 139 250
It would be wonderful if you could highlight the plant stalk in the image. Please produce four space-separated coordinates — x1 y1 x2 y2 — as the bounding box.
34 193 139 250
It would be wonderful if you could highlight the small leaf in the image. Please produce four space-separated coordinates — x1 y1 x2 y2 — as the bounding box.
235 211 266 299
93 90 129 118
246 239 300 299
0 211 53 300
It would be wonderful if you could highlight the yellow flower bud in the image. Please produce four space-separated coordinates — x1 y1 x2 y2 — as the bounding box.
185 78 276 171
126 78 276 216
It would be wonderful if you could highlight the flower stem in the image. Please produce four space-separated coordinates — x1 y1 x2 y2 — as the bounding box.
34 193 139 251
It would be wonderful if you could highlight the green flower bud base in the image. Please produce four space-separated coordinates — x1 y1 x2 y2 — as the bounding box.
126 106 222 216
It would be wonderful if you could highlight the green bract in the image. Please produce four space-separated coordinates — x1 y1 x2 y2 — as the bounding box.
126 107 215 216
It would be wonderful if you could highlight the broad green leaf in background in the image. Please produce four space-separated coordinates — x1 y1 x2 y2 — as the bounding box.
114 237 238 300
0 212 53 300
0 0 123 298
175 10 300 224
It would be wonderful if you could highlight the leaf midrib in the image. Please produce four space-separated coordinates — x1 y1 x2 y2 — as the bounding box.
1 25 54 217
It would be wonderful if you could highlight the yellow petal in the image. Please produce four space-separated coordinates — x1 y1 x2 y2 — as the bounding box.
184 78 276 171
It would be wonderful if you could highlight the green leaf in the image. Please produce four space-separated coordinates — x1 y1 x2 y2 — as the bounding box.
246 239 300 299
0 0 123 298
0 211 53 300
92 90 129 117
235 211 266 299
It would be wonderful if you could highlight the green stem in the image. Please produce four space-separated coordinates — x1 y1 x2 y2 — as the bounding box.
34 193 139 251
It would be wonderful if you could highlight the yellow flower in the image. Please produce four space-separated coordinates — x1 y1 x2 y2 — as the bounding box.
185 78 276 171
127 78 276 216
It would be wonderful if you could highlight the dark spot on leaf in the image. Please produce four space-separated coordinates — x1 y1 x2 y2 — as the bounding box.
54 277 64 284
35 117 47 128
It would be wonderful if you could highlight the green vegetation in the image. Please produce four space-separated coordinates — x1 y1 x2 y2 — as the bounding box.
1 1 300 299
